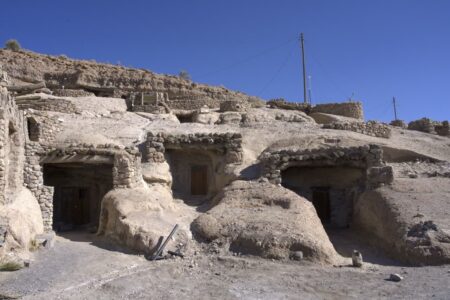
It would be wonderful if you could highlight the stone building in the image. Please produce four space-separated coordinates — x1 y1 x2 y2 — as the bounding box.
260 141 393 228
145 132 243 204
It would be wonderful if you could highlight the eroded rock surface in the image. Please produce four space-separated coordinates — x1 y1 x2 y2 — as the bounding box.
192 180 339 264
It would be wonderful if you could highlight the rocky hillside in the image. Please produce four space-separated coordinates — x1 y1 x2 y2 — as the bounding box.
0 49 261 105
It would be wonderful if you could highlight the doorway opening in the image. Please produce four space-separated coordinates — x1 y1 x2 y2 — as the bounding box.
43 163 113 232
312 187 331 223
191 165 208 195
166 149 215 205
175 111 195 123
281 166 365 228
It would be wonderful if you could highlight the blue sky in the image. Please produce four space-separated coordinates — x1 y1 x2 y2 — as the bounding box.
1 0 449 122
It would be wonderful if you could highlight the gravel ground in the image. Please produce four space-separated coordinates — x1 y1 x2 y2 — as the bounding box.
0 232 449 300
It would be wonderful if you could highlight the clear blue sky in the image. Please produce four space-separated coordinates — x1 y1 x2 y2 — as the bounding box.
1 0 449 122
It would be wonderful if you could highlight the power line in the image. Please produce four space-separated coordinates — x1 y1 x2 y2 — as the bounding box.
308 52 350 101
257 44 296 95
197 37 297 78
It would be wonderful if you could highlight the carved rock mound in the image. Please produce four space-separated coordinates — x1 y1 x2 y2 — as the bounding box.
192 180 339 264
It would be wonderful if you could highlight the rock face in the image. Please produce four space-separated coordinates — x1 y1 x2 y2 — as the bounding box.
353 176 450 265
192 180 339 264
98 184 190 255
0 49 260 110
1 50 450 267
0 188 44 255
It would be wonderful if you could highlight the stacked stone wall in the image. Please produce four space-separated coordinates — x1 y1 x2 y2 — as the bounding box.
15 96 79 113
145 132 243 164
166 98 221 110
323 121 391 138
260 144 392 188
0 87 25 205
312 102 364 120
52 89 95 97
22 111 141 229
267 99 311 112
24 142 141 230
408 118 449 137
132 105 166 114
390 119 407 128
435 121 449 137
220 100 249 112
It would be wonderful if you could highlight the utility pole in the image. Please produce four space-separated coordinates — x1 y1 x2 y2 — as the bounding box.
393 97 398 120
308 75 313 104
300 33 308 104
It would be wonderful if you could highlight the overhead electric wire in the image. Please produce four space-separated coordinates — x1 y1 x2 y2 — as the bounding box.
258 44 296 95
308 52 351 101
198 37 297 78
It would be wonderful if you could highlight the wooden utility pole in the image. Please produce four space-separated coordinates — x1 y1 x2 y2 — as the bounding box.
300 33 308 104
393 97 398 120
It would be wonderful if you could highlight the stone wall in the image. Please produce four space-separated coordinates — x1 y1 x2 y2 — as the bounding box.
0 87 25 205
24 142 141 230
15 94 79 113
259 144 391 187
144 132 243 165
323 121 391 138
312 102 364 120
408 118 449 137
132 105 167 114
267 99 311 112
390 119 407 128
144 132 243 200
22 110 142 229
220 100 249 112
53 89 95 97
166 98 221 110
435 121 449 137
408 118 437 134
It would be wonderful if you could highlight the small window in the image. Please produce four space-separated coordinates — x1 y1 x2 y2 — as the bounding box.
27 117 39 141
8 121 16 136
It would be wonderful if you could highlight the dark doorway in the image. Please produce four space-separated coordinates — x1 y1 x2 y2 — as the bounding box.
54 187 90 228
43 163 113 232
191 165 208 195
175 112 195 123
312 188 331 223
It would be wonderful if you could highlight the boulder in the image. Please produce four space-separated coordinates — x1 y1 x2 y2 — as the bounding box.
98 184 190 255
141 162 172 186
0 188 44 259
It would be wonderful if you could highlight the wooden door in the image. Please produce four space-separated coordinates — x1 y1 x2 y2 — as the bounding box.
60 187 90 226
312 189 331 223
191 165 208 195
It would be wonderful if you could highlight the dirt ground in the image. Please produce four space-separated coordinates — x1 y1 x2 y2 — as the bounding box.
0 232 449 300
